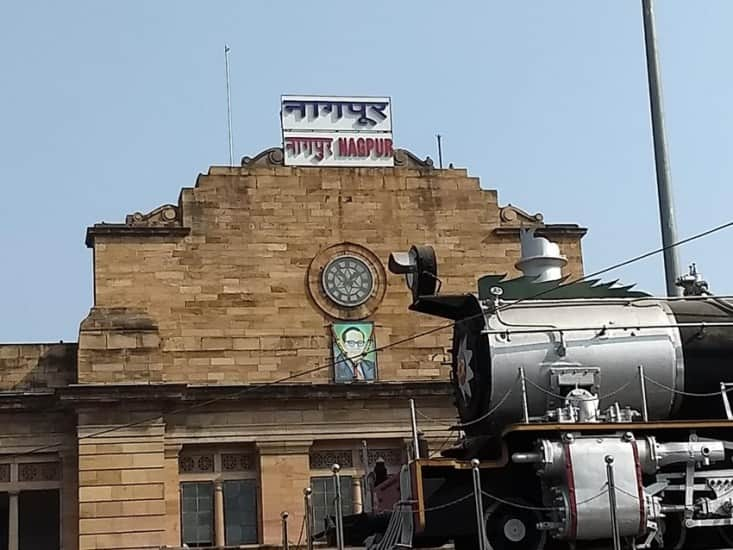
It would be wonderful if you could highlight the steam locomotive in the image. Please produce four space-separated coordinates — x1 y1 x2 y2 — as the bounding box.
373 234 733 550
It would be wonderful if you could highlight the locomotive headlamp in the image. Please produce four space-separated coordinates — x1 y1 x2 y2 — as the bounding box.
388 245 438 302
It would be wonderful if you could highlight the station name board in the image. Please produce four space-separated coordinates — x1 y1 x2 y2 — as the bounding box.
280 95 394 167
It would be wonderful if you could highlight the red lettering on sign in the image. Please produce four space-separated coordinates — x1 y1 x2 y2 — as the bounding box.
348 138 357 157
385 138 393 157
365 138 374 156
357 138 366 157
375 139 384 156
338 137 349 156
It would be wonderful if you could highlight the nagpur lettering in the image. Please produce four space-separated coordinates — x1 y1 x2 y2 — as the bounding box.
284 136 394 161
282 99 389 127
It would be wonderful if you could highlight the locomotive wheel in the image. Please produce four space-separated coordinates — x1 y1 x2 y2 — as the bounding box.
485 501 546 550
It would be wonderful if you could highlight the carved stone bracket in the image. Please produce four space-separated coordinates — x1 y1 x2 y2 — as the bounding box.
125 204 180 227
241 147 284 167
393 149 434 169
239 146 434 169
499 204 544 225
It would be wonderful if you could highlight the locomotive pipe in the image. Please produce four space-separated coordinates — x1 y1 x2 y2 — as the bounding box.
512 452 542 464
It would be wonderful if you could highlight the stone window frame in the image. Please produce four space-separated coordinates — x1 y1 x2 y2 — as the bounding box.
178 447 259 547
308 442 405 478
0 454 63 492
178 448 257 481
309 442 406 521
0 454 64 550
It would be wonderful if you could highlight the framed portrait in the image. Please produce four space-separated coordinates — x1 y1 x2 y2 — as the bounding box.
332 322 377 383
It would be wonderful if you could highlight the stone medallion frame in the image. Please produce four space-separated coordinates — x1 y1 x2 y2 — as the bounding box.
308 243 386 320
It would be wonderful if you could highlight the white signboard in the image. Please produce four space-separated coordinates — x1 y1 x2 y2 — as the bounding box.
281 95 394 167
283 131 394 167
281 95 392 132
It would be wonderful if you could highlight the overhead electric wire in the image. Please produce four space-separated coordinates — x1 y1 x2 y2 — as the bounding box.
8 219 733 459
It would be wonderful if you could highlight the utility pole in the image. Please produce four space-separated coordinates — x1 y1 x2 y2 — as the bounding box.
641 0 682 296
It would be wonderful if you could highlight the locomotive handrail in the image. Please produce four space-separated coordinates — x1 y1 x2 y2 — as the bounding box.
523 377 635 403
628 294 733 303
643 375 733 398
481 321 733 336
452 375 519 429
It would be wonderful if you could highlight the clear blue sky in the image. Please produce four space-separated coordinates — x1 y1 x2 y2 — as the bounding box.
1 1 732 343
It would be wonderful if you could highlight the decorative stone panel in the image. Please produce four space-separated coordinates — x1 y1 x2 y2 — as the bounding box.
365 448 403 466
179 453 214 473
309 450 354 470
221 453 254 472
18 461 60 482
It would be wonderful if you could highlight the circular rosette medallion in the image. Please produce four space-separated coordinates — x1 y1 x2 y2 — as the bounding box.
322 255 374 307
308 243 386 320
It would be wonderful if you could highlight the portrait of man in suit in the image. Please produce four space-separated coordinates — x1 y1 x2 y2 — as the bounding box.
332 322 377 382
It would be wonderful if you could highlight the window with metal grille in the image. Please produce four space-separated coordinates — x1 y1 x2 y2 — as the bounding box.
310 475 353 534
181 482 213 548
223 479 258 545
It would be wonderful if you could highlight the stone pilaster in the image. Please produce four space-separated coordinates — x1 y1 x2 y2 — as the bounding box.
257 441 313 546
77 410 166 549
162 443 182 547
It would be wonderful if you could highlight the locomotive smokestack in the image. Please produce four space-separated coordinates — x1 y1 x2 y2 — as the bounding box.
515 228 567 282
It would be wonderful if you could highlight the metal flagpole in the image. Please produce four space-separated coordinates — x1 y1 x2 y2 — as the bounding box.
641 0 682 296
224 44 234 166
436 134 443 169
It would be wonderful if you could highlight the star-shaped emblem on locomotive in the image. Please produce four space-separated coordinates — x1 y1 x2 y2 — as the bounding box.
456 334 474 401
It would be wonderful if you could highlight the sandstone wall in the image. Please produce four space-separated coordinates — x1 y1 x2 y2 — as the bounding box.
0 343 76 390
85 163 585 386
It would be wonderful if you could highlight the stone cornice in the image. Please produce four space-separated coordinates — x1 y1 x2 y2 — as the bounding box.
11 380 453 408
256 440 314 455
85 225 190 248
494 224 588 239
0 390 60 412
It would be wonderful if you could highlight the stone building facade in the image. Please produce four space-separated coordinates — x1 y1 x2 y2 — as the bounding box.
0 147 585 550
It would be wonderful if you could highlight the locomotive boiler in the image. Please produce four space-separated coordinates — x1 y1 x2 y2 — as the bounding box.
380 232 733 550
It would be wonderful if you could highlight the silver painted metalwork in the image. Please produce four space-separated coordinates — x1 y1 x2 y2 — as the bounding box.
676 263 710 296
471 459 488 550
526 430 733 546
332 464 345 550
519 367 529 423
564 388 599 422
482 299 685 425
511 452 542 464
605 456 621 550
638 364 649 421
281 511 289 550
303 488 314 550
722 382 733 420
536 435 644 540
635 437 725 473
361 440 372 513
409 398 420 460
